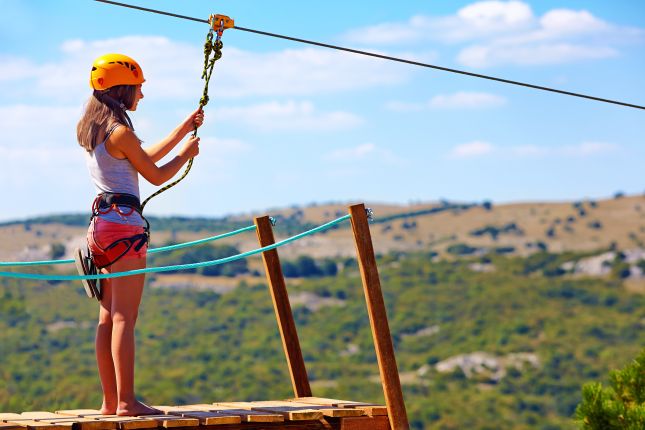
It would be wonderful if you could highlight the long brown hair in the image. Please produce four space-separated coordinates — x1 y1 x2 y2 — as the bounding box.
77 85 138 152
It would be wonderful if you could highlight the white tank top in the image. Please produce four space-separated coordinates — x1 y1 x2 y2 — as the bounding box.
85 124 145 226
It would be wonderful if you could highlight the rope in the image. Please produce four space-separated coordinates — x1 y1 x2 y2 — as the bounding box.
0 225 257 267
0 215 351 281
140 25 224 211
94 0 645 111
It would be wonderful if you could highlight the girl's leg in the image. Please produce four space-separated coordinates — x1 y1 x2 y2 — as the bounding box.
107 255 160 416
96 276 118 414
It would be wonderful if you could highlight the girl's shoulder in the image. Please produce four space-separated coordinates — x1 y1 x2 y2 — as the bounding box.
107 123 139 144
105 123 139 158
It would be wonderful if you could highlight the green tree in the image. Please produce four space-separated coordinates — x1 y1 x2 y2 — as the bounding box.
576 348 645 429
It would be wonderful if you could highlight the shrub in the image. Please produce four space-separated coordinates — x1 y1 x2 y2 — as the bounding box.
575 348 645 429
50 243 66 260
446 243 478 256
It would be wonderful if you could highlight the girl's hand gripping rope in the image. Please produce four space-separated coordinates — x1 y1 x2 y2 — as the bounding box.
179 136 200 160
179 108 205 136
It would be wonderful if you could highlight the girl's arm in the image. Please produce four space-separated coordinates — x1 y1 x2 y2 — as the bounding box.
109 126 200 186
144 109 204 163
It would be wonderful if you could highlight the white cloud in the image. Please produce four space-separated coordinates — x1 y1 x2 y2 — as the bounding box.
178 136 252 184
384 101 426 112
342 1 642 68
213 101 362 132
343 1 535 45
539 9 609 37
386 91 506 111
324 143 405 165
0 56 39 82
429 91 506 108
343 16 434 45
0 104 80 147
559 142 618 157
448 141 619 159
510 144 547 157
199 136 251 155
449 141 495 158
0 36 413 104
454 1 535 38
458 43 617 68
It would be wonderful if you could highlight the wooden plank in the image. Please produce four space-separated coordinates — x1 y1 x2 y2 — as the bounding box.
89 418 157 430
0 415 24 422
255 215 312 398
349 203 410 430
0 423 22 430
52 412 107 419
170 405 283 423
276 401 363 418
217 401 323 421
19 413 116 430
19 413 74 428
46 419 113 430
52 412 158 430
152 408 240 426
340 416 390 430
138 415 197 428
18 414 62 420
292 398 388 416
2 421 68 430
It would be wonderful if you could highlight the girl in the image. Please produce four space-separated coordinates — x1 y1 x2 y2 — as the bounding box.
76 53 203 416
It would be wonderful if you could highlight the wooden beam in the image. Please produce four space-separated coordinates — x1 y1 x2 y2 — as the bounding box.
254 215 312 398
348 203 409 430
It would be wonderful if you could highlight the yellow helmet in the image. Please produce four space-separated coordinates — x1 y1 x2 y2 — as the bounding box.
90 53 145 90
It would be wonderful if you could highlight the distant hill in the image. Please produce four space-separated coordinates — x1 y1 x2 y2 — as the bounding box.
1 195 643 264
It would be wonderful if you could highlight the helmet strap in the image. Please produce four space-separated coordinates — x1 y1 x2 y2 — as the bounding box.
93 91 134 130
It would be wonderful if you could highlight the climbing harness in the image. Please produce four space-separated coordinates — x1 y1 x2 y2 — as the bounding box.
75 192 150 300
90 193 151 270
139 14 231 211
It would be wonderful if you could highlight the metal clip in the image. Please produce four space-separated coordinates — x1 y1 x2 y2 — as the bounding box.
269 216 277 227
209 14 234 36
365 207 374 221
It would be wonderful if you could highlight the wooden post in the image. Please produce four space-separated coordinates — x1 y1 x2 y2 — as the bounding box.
348 204 409 430
254 216 312 398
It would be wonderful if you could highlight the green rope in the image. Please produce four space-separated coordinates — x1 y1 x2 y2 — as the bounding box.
0 215 350 281
140 29 223 212
0 225 256 267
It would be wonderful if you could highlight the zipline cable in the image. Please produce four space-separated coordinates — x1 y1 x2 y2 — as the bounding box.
94 0 645 111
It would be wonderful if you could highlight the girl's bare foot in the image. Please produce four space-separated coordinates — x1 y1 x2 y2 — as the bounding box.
100 400 117 415
116 400 162 416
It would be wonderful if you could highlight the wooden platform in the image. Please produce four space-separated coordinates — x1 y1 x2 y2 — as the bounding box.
0 398 390 430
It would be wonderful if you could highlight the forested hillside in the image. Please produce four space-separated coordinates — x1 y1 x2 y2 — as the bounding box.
1 247 643 429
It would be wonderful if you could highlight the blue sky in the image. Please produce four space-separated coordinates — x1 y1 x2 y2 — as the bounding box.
1 0 644 221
